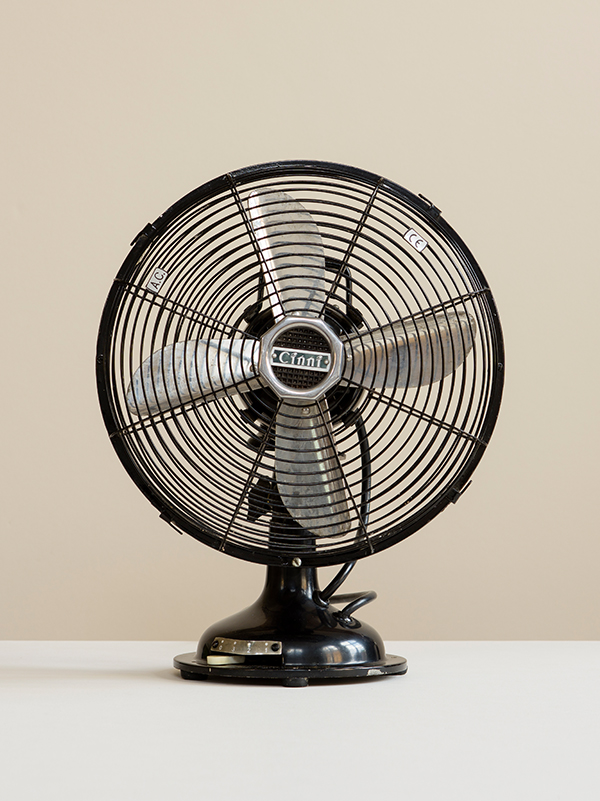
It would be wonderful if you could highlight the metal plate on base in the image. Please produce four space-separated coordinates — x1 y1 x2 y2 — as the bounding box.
174 652 408 686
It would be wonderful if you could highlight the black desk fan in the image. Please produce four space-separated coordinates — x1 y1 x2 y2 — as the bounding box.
97 161 504 686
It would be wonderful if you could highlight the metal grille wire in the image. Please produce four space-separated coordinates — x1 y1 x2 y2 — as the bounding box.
97 161 504 567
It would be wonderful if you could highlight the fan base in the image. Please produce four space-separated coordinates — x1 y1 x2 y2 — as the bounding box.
174 653 407 686
173 565 407 687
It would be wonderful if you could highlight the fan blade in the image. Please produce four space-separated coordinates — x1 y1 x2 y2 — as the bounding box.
275 400 352 535
127 338 260 417
247 191 328 320
344 310 476 389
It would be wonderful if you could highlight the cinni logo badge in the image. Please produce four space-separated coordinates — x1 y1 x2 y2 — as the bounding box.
271 347 330 372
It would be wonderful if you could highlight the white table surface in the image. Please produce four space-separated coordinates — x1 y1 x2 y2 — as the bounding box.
1 641 598 800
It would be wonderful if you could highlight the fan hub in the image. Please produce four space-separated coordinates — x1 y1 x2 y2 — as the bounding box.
259 317 344 400
271 327 331 390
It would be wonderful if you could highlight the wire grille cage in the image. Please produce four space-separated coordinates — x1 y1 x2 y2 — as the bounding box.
97 161 504 567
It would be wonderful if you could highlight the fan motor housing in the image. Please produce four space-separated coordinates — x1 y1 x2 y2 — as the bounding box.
259 316 344 401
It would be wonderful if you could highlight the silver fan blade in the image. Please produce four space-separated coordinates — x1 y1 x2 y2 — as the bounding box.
344 310 476 389
275 400 352 535
247 191 328 321
127 338 260 417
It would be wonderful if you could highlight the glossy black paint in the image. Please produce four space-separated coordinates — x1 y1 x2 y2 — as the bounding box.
174 566 407 686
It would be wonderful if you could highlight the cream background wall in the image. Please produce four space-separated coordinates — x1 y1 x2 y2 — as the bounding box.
1 0 598 640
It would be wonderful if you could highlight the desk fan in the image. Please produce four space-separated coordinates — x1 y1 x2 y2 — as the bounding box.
97 160 504 686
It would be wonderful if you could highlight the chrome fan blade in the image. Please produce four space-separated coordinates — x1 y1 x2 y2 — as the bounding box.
247 191 328 320
344 310 476 390
127 338 260 417
275 400 352 535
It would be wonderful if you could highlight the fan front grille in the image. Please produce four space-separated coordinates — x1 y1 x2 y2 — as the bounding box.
97 160 504 567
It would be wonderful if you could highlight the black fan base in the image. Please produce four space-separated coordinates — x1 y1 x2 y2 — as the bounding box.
174 653 407 687
173 565 407 687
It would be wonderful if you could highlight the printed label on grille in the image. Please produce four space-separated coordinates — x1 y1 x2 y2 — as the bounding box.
404 229 428 252
144 268 168 293
270 347 330 372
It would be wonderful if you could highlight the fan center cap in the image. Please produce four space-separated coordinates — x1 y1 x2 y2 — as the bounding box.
271 327 330 389
259 317 344 400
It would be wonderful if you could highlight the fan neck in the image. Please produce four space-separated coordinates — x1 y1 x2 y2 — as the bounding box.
261 565 319 611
